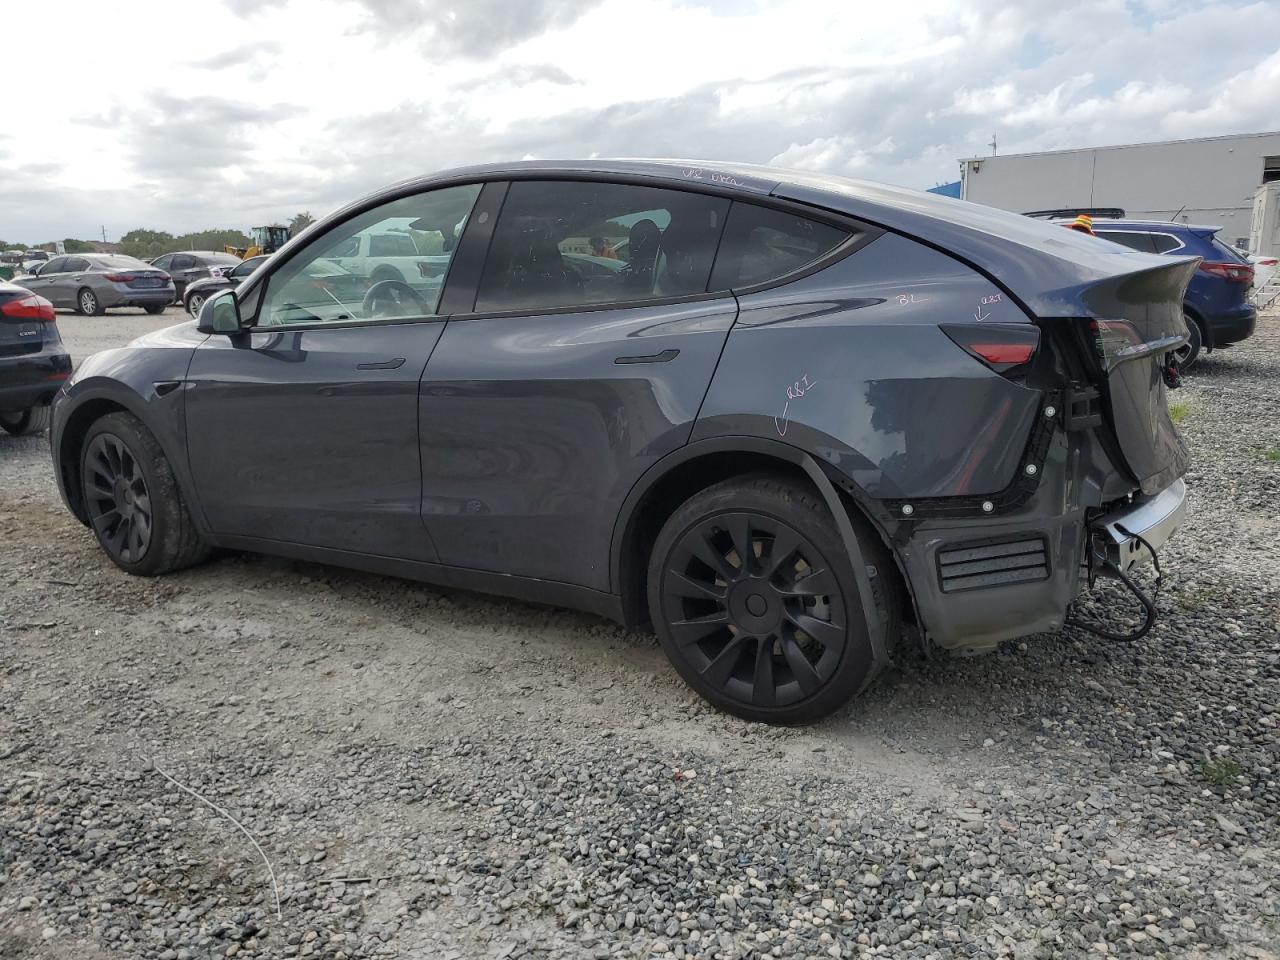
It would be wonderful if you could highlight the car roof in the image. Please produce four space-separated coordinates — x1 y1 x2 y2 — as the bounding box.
1068 219 1219 233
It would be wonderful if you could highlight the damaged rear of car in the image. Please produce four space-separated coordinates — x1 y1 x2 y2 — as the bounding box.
687 169 1193 680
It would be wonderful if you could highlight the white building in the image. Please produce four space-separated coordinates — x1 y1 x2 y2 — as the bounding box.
959 131 1280 250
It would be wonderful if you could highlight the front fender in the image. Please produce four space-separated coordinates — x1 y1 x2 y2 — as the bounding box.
52 325 206 529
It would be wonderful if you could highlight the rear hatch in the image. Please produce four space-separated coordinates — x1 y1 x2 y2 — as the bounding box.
1072 257 1199 496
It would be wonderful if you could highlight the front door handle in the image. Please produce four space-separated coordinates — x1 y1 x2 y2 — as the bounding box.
614 348 680 365
356 357 406 370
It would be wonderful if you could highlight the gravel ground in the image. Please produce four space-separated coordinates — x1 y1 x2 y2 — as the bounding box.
1 308 1277 960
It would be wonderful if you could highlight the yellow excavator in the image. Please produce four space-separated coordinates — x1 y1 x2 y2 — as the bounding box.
224 225 291 259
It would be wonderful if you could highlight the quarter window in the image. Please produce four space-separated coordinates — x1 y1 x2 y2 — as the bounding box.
1096 231 1156 253
255 183 482 327
710 203 850 289
474 180 730 314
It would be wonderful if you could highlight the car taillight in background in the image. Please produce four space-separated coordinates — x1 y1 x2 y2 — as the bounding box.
1 293 56 321
104 272 137 282
941 323 1040 376
1199 261 1254 283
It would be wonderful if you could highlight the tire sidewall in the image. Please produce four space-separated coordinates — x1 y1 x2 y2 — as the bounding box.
78 287 101 316
646 478 878 724
187 293 205 318
1177 313 1203 369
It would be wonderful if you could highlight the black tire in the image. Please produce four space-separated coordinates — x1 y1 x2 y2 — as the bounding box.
144 304 166 315
77 287 104 316
80 412 210 576
0 406 50 436
186 291 206 319
647 475 899 724
1171 312 1203 370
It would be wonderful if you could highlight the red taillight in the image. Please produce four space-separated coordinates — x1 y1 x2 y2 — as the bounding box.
967 342 1036 366
1 293 56 321
941 323 1040 375
1198 261 1254 283
104 272 137 282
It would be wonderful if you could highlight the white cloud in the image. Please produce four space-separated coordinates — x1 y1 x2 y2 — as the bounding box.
1 0 1278 243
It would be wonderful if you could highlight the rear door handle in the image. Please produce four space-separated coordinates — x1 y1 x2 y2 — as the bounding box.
357 357 406 370
614 348 679 365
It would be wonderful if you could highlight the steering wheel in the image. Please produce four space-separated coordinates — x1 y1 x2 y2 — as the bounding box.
362 279 430 318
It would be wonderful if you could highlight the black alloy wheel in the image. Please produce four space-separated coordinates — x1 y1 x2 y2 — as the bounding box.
82 432 153 564
661 511 848 710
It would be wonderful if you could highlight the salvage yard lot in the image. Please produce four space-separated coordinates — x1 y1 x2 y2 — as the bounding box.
2 308 1278 959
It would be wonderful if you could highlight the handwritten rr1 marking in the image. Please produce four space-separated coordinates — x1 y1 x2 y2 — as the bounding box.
775 374 818 436
896 293 929 306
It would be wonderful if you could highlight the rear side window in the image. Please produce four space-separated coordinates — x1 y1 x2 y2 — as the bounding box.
1150 234 1183 254
710 202 850 289
475 180 729 314
1096 230 1157 254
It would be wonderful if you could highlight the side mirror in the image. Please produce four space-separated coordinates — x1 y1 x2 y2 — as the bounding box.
196 289 243 334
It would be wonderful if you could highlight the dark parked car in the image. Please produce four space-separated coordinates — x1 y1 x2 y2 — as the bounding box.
150 250 242 300
183 254 270 317
50 160 1193 722
1 282 71 435
1070 219 1256 368
20 254 174 315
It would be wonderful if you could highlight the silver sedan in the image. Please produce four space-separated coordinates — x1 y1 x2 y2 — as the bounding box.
19 254 175 315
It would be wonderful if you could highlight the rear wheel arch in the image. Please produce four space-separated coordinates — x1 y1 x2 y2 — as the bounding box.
611 438 908 634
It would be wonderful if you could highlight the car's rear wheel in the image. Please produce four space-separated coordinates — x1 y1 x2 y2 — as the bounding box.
187 292 206 318
1171 312 1203 370
647 475 898 724
80 412 210 576
144 304 165 315
77 287 104 316
0 406 50 436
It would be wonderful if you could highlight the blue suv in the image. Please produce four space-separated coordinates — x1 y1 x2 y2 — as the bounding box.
1081 219 1256 368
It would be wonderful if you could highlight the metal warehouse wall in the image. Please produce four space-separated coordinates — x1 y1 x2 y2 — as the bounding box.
960 132 1280 247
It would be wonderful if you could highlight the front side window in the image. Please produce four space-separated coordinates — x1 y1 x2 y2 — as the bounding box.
256 183 482 327
710 203 851 289
230 257 263 280
64 257 90 272
475 180 730 314
43 258 69 273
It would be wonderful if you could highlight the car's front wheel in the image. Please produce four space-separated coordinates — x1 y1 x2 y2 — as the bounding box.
80 412 210 576
0 406 50 436
187 292 206 318
647 475 899 724
144 304 166 315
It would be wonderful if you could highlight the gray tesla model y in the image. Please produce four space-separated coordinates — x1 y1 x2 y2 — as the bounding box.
49 160 1193 722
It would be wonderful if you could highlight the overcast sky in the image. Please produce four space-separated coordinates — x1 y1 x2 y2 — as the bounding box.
2 0 1278 243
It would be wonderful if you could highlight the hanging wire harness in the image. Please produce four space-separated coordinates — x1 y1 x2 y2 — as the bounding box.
1065 521 1163 643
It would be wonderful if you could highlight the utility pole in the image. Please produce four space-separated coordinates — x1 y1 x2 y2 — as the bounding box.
101 225 107 244
989 133 998 156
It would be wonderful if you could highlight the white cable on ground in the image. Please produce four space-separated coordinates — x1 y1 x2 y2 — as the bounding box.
149 758 283 920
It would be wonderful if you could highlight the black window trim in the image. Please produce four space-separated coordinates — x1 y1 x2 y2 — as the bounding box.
230 171 884 333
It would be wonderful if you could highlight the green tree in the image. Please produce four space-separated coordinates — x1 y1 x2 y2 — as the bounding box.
118 229 176 261
289 211 316 235
62 238 95 253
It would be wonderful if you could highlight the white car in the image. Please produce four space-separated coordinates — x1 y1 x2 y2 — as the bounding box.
320 222 451 290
